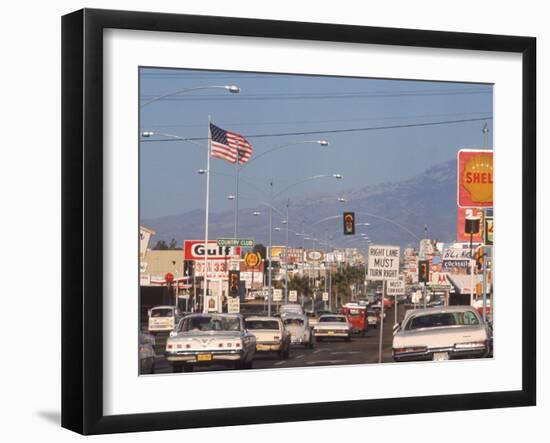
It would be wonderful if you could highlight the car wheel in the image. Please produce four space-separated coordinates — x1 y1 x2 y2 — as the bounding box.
308 336 315 349
172 363 183 373
345 336 351 342
149 360 156 374
183 364 193 373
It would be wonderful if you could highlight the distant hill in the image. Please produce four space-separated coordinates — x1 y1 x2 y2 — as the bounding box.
142 159 457 250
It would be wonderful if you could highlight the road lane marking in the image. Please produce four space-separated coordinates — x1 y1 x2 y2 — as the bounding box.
330 351 362 355
274 360 287 366
305 360 346 365
313 349 323 354
294 354 305 359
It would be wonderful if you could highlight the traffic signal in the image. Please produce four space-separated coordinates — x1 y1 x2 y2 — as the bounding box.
228 270 240 296
475 247 485 272
418 260 429 283
343 212 355 235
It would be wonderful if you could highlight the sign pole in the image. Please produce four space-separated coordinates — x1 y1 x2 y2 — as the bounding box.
395 294 398 325
482 247 488 322
378 279 386 364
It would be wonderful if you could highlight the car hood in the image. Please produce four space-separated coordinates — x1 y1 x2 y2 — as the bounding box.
170 330 242 341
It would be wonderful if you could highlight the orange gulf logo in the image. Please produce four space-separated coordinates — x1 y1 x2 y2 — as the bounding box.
458 150 493 208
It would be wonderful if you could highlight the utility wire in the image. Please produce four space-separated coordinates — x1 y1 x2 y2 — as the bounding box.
140 116 493 142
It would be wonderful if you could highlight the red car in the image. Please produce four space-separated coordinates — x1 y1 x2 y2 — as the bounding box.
341 304 368 335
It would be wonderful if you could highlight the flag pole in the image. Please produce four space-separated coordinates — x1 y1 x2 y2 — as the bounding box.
234 149 239 239
203 115 212 313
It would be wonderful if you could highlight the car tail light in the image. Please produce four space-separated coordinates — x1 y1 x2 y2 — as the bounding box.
273 336 280 340
185 344 191 349
235 342 241 348
218 343 224 348
166 344 173 350
394 346 427 353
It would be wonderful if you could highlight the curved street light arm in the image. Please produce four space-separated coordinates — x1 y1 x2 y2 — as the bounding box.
141 85 239 107
274 174 341 198
243 140 328 167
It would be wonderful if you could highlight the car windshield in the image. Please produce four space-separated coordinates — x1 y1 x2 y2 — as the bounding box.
283 318 304 326
345 309 363 316
320 316 346 323
150 308 173 317
367 310 377 316
180 316 241 332
245 320 280 330
407 311 480 330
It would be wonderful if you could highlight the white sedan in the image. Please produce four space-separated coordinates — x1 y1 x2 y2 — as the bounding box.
313 314 352 341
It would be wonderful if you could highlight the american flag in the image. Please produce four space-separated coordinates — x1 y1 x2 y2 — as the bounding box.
210 123 253 164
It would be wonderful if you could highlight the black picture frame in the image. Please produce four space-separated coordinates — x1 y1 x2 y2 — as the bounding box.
62 8 536 435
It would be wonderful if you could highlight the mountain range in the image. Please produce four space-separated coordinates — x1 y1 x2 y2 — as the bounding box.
141 159 458 250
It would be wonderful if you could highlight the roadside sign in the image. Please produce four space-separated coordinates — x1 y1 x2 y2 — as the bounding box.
458 207 484 242
322 292 329 301
229 255 240 271
184 240 240 261
457 149 494 208
367 245 400 280
244 252 261 269
227 297 240 314
386 279 405 296
217 238 254 247
485 216 494 245
273 289 283 302
289 290 298 302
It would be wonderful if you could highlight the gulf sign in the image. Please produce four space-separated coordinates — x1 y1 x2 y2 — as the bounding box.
184 240 241 261
457 149 493 208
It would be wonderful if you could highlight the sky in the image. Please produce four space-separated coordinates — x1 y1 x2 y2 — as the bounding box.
139 68 493 220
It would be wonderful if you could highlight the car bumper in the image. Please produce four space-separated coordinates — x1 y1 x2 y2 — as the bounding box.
392 346 489 362
255 342 283 352
165 349 245 363
314 330 350 337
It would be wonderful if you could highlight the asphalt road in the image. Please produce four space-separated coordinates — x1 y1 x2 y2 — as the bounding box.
149 303 407 374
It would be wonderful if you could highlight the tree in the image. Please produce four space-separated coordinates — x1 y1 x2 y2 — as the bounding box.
152 238 181 250
252 243 267 260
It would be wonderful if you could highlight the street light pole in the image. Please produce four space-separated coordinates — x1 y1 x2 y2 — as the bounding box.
202 115 213 313
284 199 290 303
268 180 273 317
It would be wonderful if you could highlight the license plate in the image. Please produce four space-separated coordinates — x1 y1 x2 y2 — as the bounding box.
257 344 270 351
433 352 450 361
197 354 212 361
328 331 334 335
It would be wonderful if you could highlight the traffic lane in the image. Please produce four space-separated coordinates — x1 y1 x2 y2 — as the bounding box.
147 305 406 374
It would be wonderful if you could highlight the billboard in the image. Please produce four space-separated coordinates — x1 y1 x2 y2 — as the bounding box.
457 207 484 242
184 240 241 261
457 149 494 208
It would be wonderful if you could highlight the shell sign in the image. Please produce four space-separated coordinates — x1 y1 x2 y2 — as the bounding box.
457 149 493 208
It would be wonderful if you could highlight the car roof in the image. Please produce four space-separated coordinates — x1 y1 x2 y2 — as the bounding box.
280 312 306 319
150 305 175 310
245 316 280 322
402 305 480 321
319 314 346 318
184 313 243 318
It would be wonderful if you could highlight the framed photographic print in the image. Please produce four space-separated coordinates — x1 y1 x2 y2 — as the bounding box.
62 8 536 435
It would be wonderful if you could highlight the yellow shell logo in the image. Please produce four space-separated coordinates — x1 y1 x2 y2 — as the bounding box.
244 252 260 268
462 154 493 203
